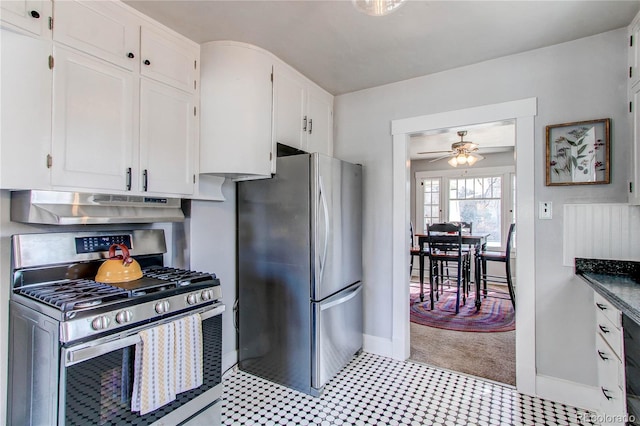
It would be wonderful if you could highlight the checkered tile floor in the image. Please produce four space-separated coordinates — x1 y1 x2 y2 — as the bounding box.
221 352 598 425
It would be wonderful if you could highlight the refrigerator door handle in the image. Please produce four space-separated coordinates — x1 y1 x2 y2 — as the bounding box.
320 285 362 311
318 176 330 286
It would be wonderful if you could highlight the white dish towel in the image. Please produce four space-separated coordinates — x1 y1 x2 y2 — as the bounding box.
174 314 203 393
131 322 177 415
131 314 204 415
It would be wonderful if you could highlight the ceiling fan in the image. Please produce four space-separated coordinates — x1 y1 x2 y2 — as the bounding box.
419 130 485 167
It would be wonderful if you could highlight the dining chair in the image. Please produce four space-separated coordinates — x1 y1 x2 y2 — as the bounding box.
478 223 516 310
409 221 421 276
426 222 470 313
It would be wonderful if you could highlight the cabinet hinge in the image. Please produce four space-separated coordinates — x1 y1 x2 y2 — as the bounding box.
194 60 197 70
194 106 197 116
48 16 53 30
46 154 52 168
631 67 634 79
194 80 197 90
193 174 196 184
48 55 54 69
631 35 634 47
271 72 273 83
631 182 634 193
630 101 633 113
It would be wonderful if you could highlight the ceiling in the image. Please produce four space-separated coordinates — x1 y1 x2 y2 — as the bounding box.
124 0 640 95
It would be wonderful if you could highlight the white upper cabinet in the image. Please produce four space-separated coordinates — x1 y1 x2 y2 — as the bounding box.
273 62 333 158
52 0 139 70
0 29 52 190
0 0 52 38
51 45 134 191
140 25 197 93
629 10 640 205
139 78 195 195
200 41 274 179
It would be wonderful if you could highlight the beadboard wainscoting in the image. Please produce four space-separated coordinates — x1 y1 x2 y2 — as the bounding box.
563 203 640 267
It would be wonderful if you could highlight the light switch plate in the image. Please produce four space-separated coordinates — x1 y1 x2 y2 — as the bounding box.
539 201 552 220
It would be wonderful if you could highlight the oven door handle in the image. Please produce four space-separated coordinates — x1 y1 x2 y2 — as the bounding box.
64 304 225 366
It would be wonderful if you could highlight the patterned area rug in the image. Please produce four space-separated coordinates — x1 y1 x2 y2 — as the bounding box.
410 284 515 332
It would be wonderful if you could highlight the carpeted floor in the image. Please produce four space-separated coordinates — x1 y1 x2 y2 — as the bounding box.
409 283 516 386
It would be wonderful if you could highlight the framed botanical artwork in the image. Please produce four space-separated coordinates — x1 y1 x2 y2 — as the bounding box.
545 118 610 186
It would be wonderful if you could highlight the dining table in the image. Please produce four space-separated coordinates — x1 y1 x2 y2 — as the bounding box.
414 233 490 310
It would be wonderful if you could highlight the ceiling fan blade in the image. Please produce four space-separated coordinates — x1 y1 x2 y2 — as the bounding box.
417 150 451 155
428 154 453 163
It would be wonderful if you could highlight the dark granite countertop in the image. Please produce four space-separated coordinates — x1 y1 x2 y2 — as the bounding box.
575 258 640 325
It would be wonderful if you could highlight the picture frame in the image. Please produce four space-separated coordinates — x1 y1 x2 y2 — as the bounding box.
545 118 610 186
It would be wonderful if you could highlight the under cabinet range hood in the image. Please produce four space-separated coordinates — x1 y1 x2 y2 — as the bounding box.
10 190 185 225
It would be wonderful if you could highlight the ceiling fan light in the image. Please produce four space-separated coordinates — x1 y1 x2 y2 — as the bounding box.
456 154 467 165
466 155 478 166
352 0 406 16
448 157 458 167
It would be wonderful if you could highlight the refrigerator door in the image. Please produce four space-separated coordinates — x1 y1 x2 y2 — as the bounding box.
311 154 362 301
311 282 363 392
237 154 313 394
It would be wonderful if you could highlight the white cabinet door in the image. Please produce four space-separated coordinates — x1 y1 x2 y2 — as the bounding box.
139 79 195 195
306 87 333 156
0 29 51 190
0 0 51 38
200 42 273 178
140 25 197 93
51 46 134 191
273 65 306 151
630 83 640 204
53 0 139 71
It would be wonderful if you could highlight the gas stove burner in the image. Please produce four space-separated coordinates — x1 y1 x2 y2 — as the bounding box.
74 300 102 309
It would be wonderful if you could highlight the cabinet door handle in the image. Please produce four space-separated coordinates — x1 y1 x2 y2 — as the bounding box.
127 52 135 59
302 116 307 132
308 118 313 134
144 59 151 66
143 169 148 192
598 324 610 334
601 387 613 401
596 302 607 310
30 10 40 18
597 350 609 361
126 167 132 191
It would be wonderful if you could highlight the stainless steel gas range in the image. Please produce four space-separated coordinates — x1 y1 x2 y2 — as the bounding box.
7 229 224 426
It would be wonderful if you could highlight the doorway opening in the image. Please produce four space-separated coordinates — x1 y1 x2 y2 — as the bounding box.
390 98 537 395
409 120 516 385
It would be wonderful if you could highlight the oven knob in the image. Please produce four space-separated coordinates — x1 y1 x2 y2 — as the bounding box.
115 310 133 324
187 293 199 305
91 316 110 330
155 300 170 314
201 289 213 301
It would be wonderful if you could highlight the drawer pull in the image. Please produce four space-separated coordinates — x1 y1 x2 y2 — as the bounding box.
596 302 608 310
597 350 609 361
598 324 610 334
601 387 613 401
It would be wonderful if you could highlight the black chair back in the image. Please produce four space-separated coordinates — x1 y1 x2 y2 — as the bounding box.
505 223 516 261
426 222 462 258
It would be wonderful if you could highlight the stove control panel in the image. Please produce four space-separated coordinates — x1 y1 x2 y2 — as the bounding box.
75 234 132 254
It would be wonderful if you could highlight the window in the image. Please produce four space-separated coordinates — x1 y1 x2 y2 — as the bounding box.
415 166 515 250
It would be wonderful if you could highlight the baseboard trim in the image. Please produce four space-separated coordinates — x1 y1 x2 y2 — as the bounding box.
363 334 394 358
536 374 599 412
222 349 238 373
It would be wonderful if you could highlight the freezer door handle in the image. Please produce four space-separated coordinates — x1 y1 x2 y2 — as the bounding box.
318 176 330 286
320 285 362 311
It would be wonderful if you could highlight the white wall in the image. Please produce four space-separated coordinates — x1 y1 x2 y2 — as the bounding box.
333 28 629 386
188 181 237 373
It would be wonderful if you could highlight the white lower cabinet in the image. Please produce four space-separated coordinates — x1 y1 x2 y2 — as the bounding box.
0 29 52 190
51 45 135 192
139 79 195 195
594 292 626 425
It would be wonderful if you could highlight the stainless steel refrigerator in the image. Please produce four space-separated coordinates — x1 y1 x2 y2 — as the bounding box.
237 152 363 396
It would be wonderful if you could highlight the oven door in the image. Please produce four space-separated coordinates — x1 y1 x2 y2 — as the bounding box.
60 303 224 426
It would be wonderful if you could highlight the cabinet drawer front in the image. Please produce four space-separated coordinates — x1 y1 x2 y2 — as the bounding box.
596 334 623 390
595 292 622 329
597 308 624 359
53 0 139 71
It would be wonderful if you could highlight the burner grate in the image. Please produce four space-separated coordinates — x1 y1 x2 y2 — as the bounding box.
143 266 216 285
18 280 129 311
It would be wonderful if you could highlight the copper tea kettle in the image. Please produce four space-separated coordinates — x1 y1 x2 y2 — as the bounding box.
95 244 143 283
